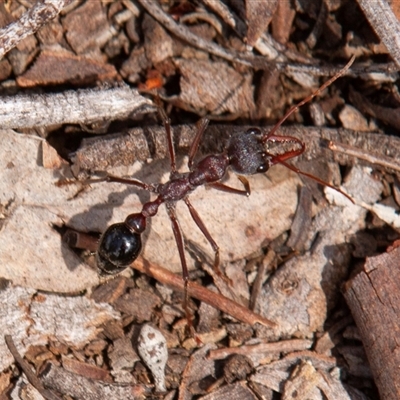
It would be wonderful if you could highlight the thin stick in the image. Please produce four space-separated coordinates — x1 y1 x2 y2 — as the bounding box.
0 87 154 129
137 0 252 67
5 335 61 400
207 338 313 360
329 140 400 173
0 0 74 60
66 231 275 327
132 257 276 328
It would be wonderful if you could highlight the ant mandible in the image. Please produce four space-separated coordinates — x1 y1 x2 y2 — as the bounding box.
96 56 355 318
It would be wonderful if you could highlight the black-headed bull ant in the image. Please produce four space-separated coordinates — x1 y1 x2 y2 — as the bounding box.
93 56 355 324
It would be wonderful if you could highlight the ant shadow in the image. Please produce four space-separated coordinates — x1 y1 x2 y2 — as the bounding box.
60 156 176 273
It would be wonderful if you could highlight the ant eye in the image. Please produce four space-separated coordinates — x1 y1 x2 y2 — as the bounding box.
246 128 261 135
257 164 269 173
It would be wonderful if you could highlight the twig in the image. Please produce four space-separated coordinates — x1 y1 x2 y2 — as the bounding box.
137 0 253 67
329 140 400 173
73 125 400 176
0 0 74 60
356 0 400 68
201 0 238 30
137 0 396 82
65 230 276 327
4 335 61 400
133 257 277 328
207 338 313 360
0 86 154 129
138 0 310 69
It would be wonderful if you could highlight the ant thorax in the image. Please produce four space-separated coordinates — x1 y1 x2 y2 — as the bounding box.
227 128 273 175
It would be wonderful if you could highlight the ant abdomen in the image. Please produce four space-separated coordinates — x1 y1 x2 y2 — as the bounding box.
96 223 142 275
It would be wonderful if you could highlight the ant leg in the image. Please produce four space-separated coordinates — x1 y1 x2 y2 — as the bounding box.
208 175 251 196
84 174 156 192
277 158 354 203
184 197 227 283
165 203 193 329
158 105 176 173
266 136 354 203
188 118 210 170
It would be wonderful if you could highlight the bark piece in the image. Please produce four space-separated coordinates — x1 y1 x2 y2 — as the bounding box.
282 361 353 400
40 362 140 400
343 246 400 400
91 276 128 304
62 1 111 54
0 86 154 129
179 344 216 400
108 337 139 374
271 0 295 45
200 381 257 400
16 50 117 87
246 0 278 47
357 0 400 67
0 57 11 80
61 356 112 383
286 186 313 252
0 129 99 292
223 354 253 383
339 105 371 132
7 34 38 75
36 20 64 45
208 339 313 367
0 0 73 60
120 46 150 83
113 289 162 323
197 287 221 334
28 292 119 348
175 59 254 115
143 14 177 65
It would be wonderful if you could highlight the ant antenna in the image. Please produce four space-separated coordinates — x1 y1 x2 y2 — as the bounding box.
262 56 356 203
263 55 355 142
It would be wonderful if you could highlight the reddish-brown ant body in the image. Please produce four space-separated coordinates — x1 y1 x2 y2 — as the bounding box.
96 57 355 316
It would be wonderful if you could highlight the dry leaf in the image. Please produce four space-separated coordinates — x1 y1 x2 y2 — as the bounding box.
0 285 119 373
246 0 278 47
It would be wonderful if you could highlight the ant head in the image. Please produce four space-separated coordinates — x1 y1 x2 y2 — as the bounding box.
227 128 273 175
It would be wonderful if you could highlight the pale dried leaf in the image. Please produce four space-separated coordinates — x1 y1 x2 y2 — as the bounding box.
0 285 119 373
282 362 323 400
176 59 255 115
42 141 65 169
246 0 278 47
339 105 371 131
0 130 99 292
28 293 119 347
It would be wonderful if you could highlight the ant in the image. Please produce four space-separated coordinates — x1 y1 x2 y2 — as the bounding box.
95 56 355 324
